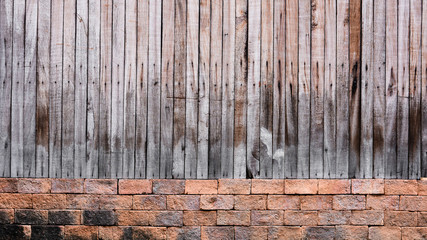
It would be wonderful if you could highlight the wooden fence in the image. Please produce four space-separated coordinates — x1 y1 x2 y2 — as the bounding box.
0 0 426 179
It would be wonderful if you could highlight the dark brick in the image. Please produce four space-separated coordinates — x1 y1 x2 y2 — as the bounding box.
0 225 31 240
48 210 81 225
152 211 183 227
303 227 336 240
31 226 64 240
132 227 167 240
83 210 117 226
168 226 201 240
15 210 48 225
0 209 14 224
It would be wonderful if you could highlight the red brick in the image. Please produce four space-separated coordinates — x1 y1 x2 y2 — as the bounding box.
65 226 98 240
150 211 183 227
285 180 318 194
84 179 117 194
418 179 427 195
252 179 285 194
217 211 250 226
336 226 368 240
318 210 351 225
201 226 234 240
385 180 418 195
0 193 32 208
418 212 427 226
318 179 351 194
400 196 427 211
185 180 217 194
167 195 200 210
98 195 133 209
133 227 167 240
235 226 268 240
366 195 399 210
301 195 332 210
200 195 233 210
351 179 384 194
268 226 302 240
0 178 18 193
385 211 417 227
117 210 152 225
153 180 185 194
369 227 401 240
218 179 251 194
66 194 99 209
51 179 84 193
333 195 365 210
402 227 427 240
284 211 318 226
234 195 266 210
184 211 217 226
251 210 284 226
267 195 300 210
118 179 152 194
351 210 384 225
99 226 131 240
168 226 201 240
18 178 51 193
133 195 167 210
0 209 14 224
32 194 67 209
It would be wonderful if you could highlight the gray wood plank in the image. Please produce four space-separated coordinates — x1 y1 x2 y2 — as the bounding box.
422 0 427 178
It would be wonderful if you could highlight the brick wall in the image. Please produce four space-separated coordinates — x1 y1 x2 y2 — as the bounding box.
0 178 427 239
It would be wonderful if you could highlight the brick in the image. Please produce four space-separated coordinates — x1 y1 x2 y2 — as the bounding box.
251 210 284 226
84 179 117 194
83 210 117 226
366 195 399 210
284 211 318 226
32 194 67 209
18 178 51 193
66 194 99 209
0 178 18 193
167 195 200 210
31 226 64 240
400 196 427 211
65 226 98 240
302 227 336 239
418 212 427 226
419 179 427 195
335 226 368 240
218 179 251 194
153 180 185 194
185 180 217 194
0 209 14 224
285 180 318 194
385 211 417 227
48 210 81 225
267 195 300 210
351 179 384 194
217 211 250 226
200 195 233 210
15 209 48 225
318 179 351 194
99 226 132 240
98 195 133 210
168 226 201 240
0 225 31 240
301 195 332 210
118 179 152 194
0 193 32 208
333 195 365 210
268 226 302 240
235 226 268 240
402 227 427 240
184 211 217 226
369 227 401 240
351 210 384 225
201 226 234 240
132 227 167 240
133 195 167 210
117 210 151 226
318 210 351 225
385 180 418 195
234 195 266 210
51 178 84 193
152 211 183 227
251 179 285 194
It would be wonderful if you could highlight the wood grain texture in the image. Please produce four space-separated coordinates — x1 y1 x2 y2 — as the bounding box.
422 0 427 178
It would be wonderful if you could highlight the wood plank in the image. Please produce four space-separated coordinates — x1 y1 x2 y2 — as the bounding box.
0 0 13 177
246 0 261 178
75 0 88 178
208 0 222 178
111 0 125 178
123 0 137 178
185 0 199 178
259 0 273 178
272 0 285 179
397 0 410 179
408 0 422 179
310 0 325 178
87 0 101 178
422 0 427 178
197 0 210 179
297 0 311 178
360 0 373 178
146 0 162 178
373 0 386 178
285 0 298 178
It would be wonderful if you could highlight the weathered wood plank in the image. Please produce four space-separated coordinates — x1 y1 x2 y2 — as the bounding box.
422 0 427 178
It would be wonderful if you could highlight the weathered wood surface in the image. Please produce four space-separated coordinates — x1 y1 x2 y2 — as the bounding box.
0 0 425 179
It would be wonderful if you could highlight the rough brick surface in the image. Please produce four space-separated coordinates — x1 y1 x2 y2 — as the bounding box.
18 178 51 193
15 209 48 225
385 179 418 195
217 211 250 226
200 195 233 210
0 193 32 208
419 179 427 195
267 195 300 210
133 195 167 210
185 180 217 194
66 194 99 209
51 178 84 193
99 226 132 240
318 210 351 225
385 211 417 226
32 194 67 209
352 179 384 194
401 227 427 240
369 227 401 240
83 210 117 226
268 226 302 240
118 179 152 194
235 226 268 240
251 210 284 226
333 195 365 210
284 211 318 226
201 226 234 240
84 179 117 194
400 196 427 211
286 180 318 194
302 226 336 239
336 226 368 240
65 226 98 240
0 178 18 193
0 209 14 224
418 212 427 226
184 211 217 226
167 195 200 210
153 180 185 194
168 226 201 240
48 210 81 225
318 179 351 194
31 226 64 240
301 195 332 210
133 227 167 240
234 195 267 210
366 195 399 210
351 210 384 225
252 179 285 194
98 195 133 210
218 179 251 194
